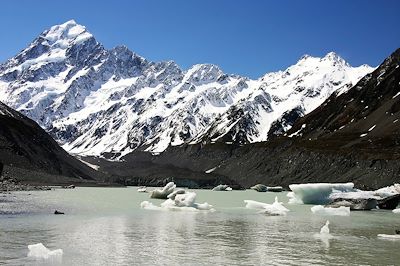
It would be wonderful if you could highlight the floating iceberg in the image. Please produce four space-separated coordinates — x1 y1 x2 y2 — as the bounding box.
27 243 63 261
141 191 214 211
288 183 355 204
150 182 176 199
393 209 400 213
137 186 147 192
212 184 232 191
377 234 400 240
288 182 400 206
244 197 289 216
313 220 334 247
167 189 186 199
311 205 350 216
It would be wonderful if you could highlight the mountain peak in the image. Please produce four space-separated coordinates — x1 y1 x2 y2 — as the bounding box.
322 51 348 66
41 19 93 47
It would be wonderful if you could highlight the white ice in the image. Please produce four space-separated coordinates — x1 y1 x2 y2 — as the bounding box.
288 183 355 204
313 220 334 247
244 197 289 216
377 234 400 240
141 191 214 212
27 243 63 261
212 184 232 191
393 209 400 213
311 205 350 216
288 183 400 205
150 182 177 199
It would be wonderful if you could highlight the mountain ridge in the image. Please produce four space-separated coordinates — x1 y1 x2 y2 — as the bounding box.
0 20 374 159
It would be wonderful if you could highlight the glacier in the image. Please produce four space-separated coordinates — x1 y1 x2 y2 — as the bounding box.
0 20 375 158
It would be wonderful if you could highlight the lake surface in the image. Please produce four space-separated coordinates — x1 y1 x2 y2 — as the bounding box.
0 187 399 265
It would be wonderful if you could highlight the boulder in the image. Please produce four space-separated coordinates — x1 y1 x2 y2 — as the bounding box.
377 194 400 210
250 184 268 192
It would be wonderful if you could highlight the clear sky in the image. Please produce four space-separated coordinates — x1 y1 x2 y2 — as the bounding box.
1 0 399 78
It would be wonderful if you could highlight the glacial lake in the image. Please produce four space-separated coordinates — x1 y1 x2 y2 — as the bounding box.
0 187 399 265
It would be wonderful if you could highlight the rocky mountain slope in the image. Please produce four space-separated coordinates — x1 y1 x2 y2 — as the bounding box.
0 101 105 184
96 48 400 190
0 20 373 158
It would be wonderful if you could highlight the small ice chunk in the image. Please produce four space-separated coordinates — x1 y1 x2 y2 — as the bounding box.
27 243 63 261
142 191 214 211
212 184 232 191
320 220 331 235
245 197 289 216
313 220 334 247
140 201 162 211
150 182 176 199
393 209 400 213
167 189 186 200
311 205 350 216
244 200 271 209
377 234 400 240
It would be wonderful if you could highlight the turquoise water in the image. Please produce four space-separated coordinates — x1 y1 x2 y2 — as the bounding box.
0 187 399 265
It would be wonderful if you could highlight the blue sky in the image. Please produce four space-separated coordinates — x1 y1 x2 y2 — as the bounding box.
1 0 399 78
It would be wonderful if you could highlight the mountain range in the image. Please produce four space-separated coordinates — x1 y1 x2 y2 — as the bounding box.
0 20 399 189
0 20 373 159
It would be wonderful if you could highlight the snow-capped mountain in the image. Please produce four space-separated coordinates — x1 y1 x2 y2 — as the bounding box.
0 20 374 158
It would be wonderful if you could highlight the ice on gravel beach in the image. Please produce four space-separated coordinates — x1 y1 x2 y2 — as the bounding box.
311 205 350 216
27 243 63 261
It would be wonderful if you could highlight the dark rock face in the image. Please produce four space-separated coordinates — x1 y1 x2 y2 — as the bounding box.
0 101 104 184
377 194 400 210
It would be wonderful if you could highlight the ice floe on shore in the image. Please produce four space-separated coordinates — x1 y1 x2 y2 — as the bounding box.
27 243 63 261
244 197 289 216
311 205 350 216
141 191 214 212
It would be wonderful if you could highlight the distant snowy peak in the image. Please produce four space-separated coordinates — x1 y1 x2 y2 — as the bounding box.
0 20 375 158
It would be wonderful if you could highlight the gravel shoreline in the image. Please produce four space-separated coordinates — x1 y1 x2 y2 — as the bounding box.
0 176 51 192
